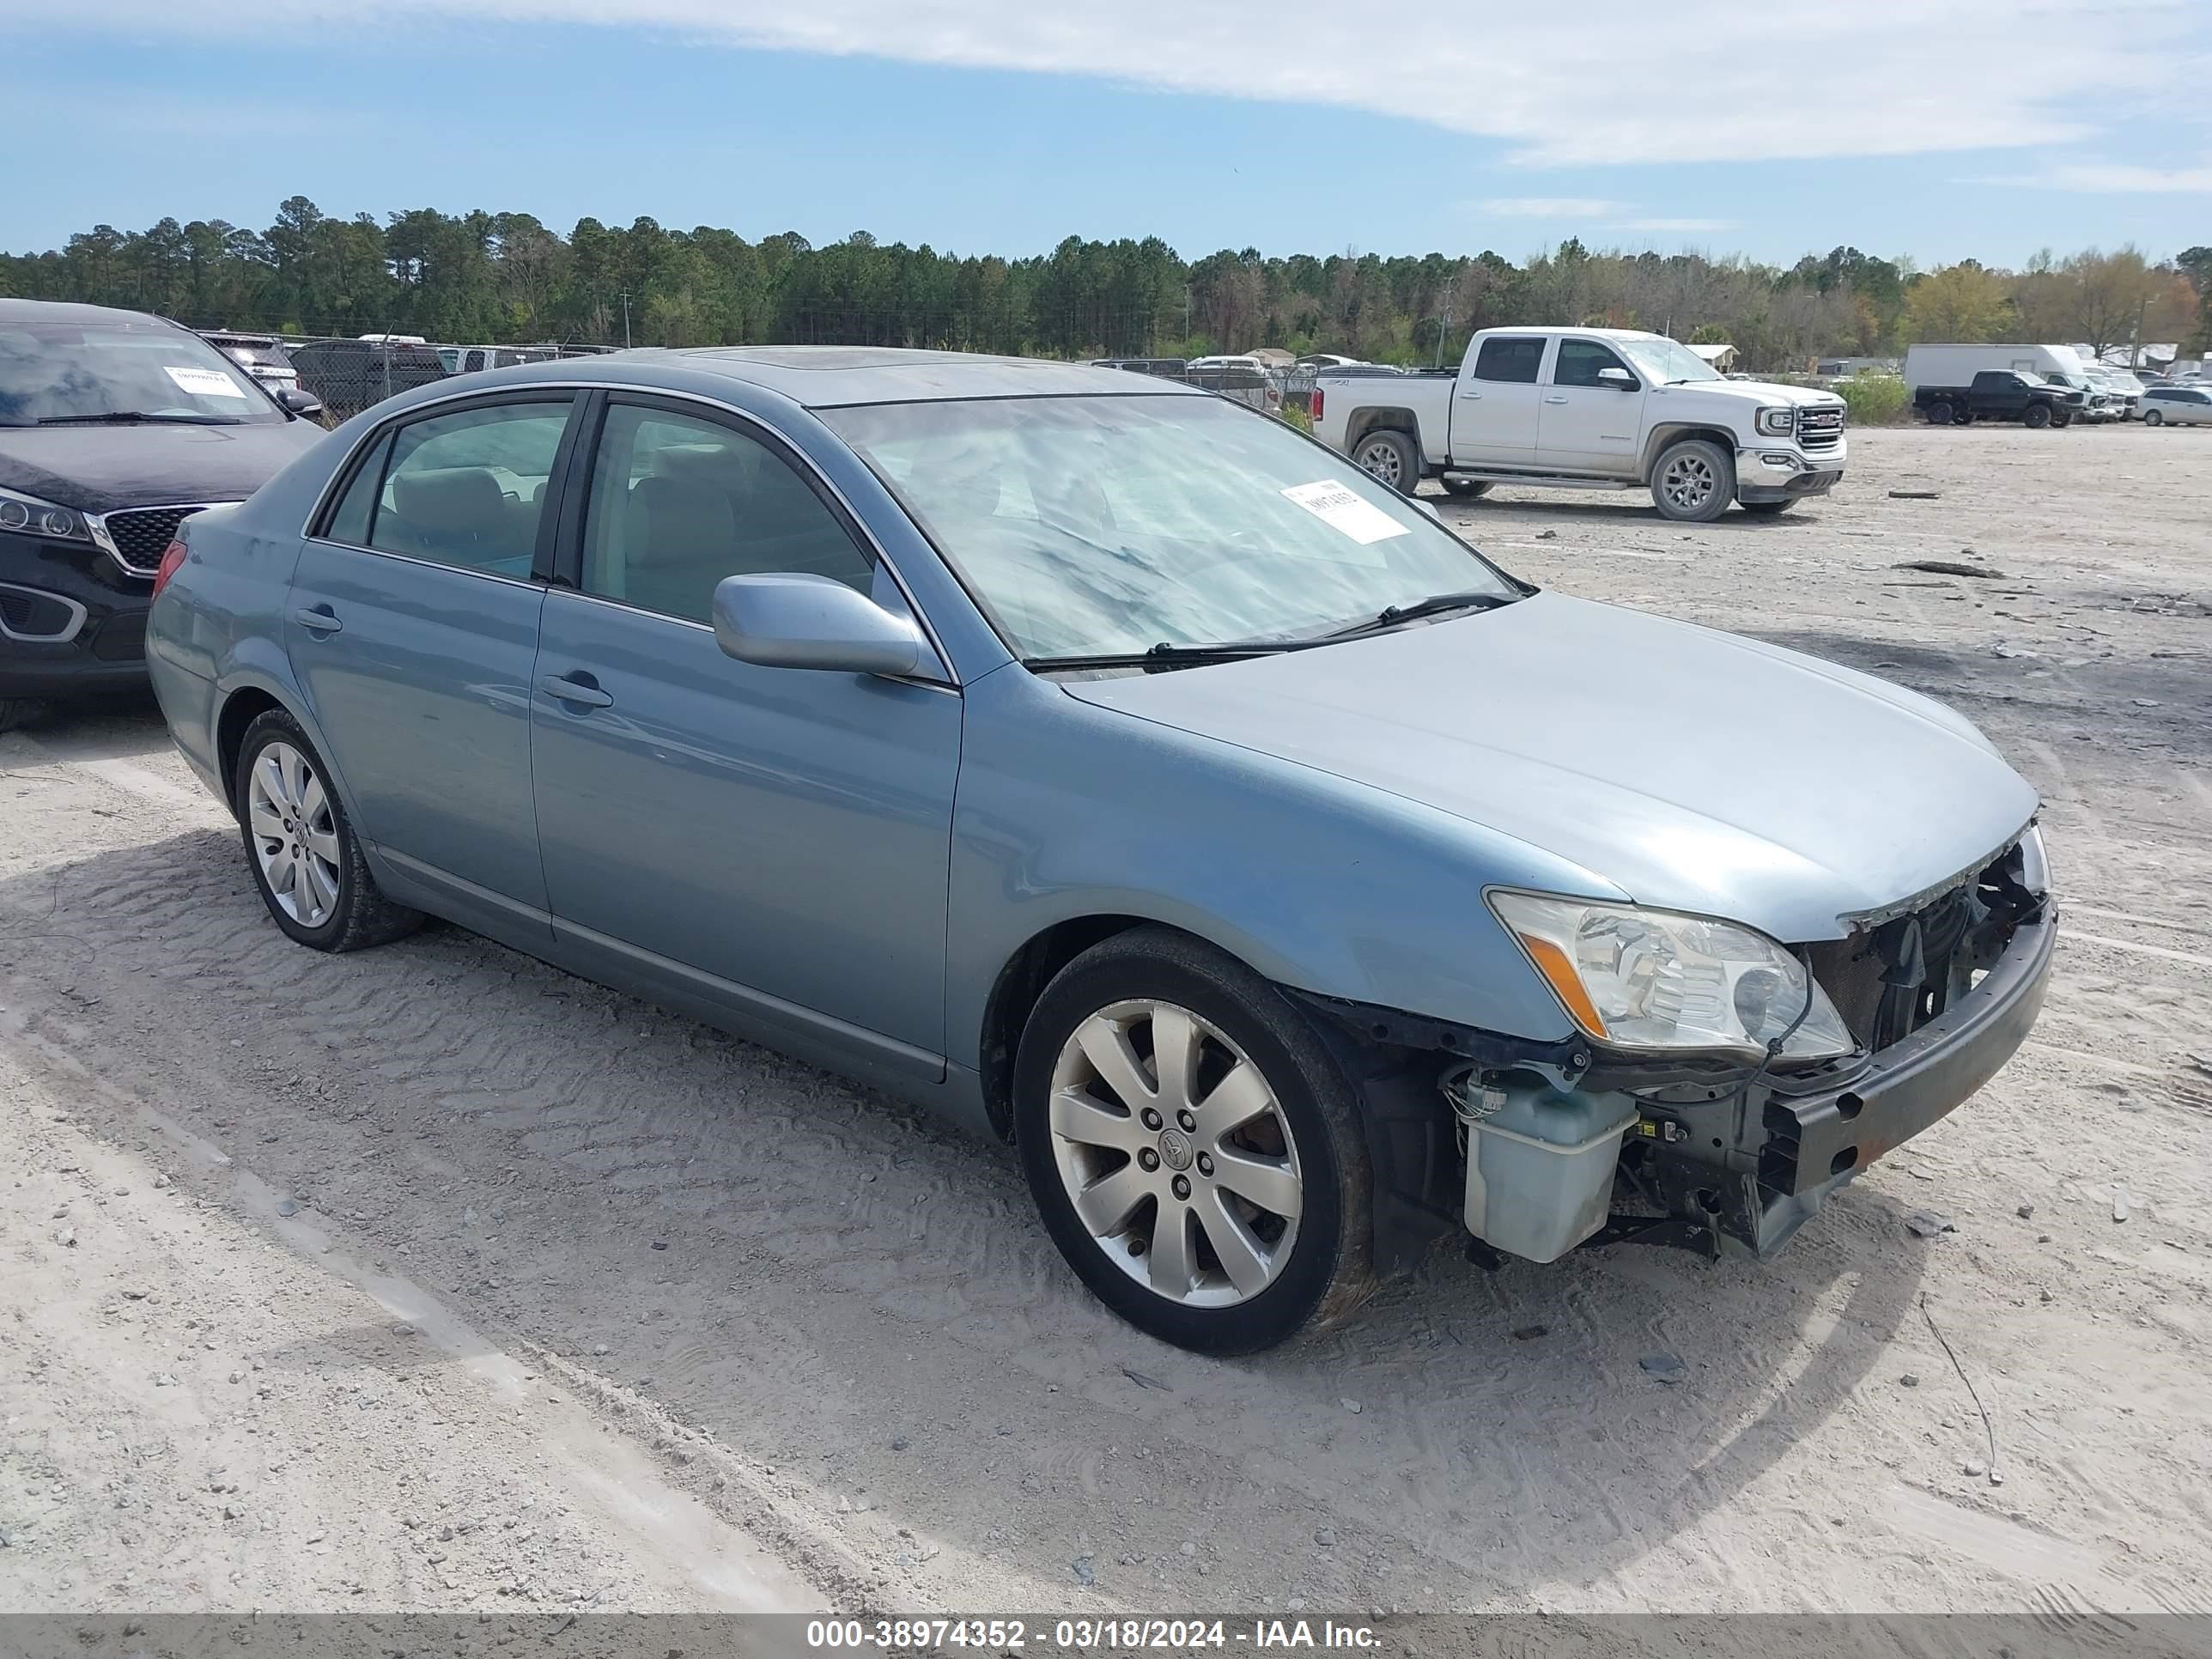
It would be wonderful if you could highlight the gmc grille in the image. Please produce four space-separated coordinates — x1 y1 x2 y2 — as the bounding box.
96 504 227 575
1798 407 1844 452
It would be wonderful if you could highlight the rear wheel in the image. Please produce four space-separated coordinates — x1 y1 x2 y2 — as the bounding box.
234 709 423 953
1441 477 1491 499
1650 437 1735 522
2144 408 2164 427
1925 401 1954 426
1351 428 1420 496
2023 403 2053 429
1014 927 1373 1354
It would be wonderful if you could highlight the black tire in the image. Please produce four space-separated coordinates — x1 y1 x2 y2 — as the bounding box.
2144 408 2164 427
1440 477 1491 499
2022 403 2053 429
1954 408 1975 426
1013 926 1374 1354
1925 401 1954 426
234 708 422 953
1649 437 1735 523
2051 407 2072 428
0 699 27 736
1739 500 1793 517
1350 427 1421 496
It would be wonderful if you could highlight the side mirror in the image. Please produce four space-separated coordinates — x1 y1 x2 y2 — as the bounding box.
277 386 324 416
1596 367 1638 390
712 572 927 678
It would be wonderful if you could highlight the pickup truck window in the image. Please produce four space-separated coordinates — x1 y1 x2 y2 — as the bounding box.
1554 339 1633 389
1472 337 1544 384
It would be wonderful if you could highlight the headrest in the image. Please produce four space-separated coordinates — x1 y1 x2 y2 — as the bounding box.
628 475 735 568
391 467 508 541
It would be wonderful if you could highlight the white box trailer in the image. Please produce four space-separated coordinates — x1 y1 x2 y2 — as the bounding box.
1903 343 2090 392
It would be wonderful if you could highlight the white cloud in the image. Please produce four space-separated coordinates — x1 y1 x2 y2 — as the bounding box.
1476 198 1622 217
7 0 2201 166
1973 158 2212 192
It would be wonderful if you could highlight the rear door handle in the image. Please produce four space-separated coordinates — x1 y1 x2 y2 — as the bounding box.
539 673 613 709
292 605 343 635
1543 394 1569 404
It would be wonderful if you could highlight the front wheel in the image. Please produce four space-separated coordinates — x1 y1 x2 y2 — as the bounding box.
1014 927 1373 1354
1954 408 1975 426
234 709 423 952
1441 477 1491 499
2144 408 2164 427
1650 437 1735 523
1350 428 1420 496
2022 403 2053 429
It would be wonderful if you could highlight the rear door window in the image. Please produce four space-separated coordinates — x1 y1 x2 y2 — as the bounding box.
364 399 574 578
1471 337 1545 384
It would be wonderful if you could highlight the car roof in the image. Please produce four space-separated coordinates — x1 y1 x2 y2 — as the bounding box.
0 297 181 328
477 345 1209 410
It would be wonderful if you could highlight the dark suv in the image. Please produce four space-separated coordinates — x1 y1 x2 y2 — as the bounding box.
0 300 328 731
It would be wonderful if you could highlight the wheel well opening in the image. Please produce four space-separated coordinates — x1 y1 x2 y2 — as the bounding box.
980 915 1151 1141
1344 408 1418 455
215 689 283 816
1643 425 1739 480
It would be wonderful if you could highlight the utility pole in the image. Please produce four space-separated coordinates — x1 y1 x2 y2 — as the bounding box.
1434 300 1455 368
619 290 633 349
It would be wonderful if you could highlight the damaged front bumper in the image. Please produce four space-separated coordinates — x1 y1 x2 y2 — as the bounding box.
1298 830 2056 1274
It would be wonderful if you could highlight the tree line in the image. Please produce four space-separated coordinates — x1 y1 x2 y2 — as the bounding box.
4 196 2207 368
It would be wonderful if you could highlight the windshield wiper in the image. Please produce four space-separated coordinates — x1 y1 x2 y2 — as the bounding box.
1024 636 1334 672
1322 589 1518 639
34 411 245 426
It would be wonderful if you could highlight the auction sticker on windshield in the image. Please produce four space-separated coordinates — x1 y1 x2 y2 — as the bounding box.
164 366 247 398
1281 480 1410 545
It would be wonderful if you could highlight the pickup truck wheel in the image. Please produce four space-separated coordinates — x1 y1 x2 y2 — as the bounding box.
1351 428 1420 496
2144 408 2164 427
1014 927 1373 1355
1650 438 1735 522
1739 501 1793 517
1441 478 1491 499
2022 403 2053 429
1925 401 1954 425
0 698 28 736
2051 408 2072 428
1954 408 1975 426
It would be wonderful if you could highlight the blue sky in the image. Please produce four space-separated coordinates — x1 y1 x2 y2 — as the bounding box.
9 0 2210 267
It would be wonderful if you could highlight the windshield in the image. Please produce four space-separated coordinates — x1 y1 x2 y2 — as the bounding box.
1615 337 1723 385
824 395 1519 661
0 320 283 427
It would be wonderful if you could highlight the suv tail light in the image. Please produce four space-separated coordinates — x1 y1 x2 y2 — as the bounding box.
152 538 188 597
1310 388 1324 422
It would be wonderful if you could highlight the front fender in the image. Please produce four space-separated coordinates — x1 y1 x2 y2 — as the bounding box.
946 667 1603 1073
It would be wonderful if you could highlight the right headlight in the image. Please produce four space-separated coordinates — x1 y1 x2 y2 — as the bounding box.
0 484 93 543
1754 406 1797 437
1488 892 1855 1061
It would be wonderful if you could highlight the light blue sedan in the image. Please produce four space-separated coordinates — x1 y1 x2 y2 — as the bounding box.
145 349 2056 1352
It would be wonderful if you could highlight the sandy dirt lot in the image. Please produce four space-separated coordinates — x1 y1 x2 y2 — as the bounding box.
3 425 2209 1621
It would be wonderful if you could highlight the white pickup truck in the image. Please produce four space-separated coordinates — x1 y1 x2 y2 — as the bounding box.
1312 326 1849 521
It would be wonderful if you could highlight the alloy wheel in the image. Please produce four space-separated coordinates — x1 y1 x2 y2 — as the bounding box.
1047 999 1304 1308
1660 452 1717 512
1356 438 1403 486
246 741 342 927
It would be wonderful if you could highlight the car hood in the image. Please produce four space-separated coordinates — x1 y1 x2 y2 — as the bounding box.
0 419 325 514
1662 379 1842 410
1061 592 2039 944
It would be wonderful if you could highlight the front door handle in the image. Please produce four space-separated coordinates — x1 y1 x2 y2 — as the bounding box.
292 605 343 635
1457 389 1483 400
1543 394 1569 404
539 672 613 709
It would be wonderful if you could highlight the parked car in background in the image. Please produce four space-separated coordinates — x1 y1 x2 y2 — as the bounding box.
439 344 568 375
2086 368 2143 418
1182 356 1284 414
287 337 449 420
1313 326 1848 520
1089 357 1190 380
1913 369 2084 428
2141 386 2212 426
0 299 327 732
145 346 2052 1352
1904 343 2099 397
201 331 301 398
